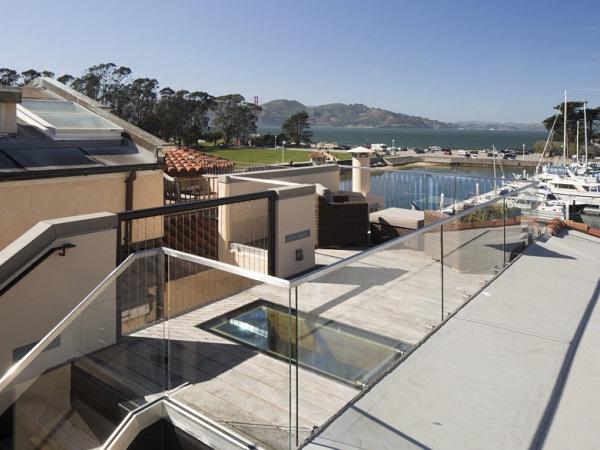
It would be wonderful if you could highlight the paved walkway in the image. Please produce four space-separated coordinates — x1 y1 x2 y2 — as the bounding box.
307 230 600 450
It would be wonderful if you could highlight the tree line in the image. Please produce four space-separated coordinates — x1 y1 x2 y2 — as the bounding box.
0 64 263 146
539 101 600 155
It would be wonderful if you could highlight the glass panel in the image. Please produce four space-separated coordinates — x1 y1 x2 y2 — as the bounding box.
339 166 497 210
21 100 122 130
21 100 88 114
295 228 442 446
35 112 121 129
165 254 293 449
440 198 508 316
0 252 167 450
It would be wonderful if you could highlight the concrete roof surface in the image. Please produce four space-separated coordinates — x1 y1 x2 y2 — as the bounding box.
307 230 600 450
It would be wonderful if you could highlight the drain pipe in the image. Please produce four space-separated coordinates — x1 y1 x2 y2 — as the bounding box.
125 170 137 211
124 171 137 248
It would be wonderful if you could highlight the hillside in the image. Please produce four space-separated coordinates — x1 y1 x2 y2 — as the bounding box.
454 121 545 131
259 99 455 129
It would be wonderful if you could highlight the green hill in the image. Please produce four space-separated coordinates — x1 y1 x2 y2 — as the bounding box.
259 99 455 129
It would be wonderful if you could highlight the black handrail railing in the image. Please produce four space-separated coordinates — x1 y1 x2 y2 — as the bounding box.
0 243 76 297
116 191 277 275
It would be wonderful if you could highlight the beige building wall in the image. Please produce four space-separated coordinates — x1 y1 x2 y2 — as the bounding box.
0 170 163 250
218 175 317 278
0 226 117 376
275 193 316 278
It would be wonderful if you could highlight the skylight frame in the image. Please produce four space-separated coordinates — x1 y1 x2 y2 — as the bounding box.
16 100 124 141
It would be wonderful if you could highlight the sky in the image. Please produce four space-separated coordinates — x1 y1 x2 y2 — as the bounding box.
2 0 600 123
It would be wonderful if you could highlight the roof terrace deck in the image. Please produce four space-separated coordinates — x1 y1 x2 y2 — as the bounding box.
125 226 507 449
307 230 600 450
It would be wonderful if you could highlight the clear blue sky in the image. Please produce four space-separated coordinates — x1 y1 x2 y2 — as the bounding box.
3 0 600 123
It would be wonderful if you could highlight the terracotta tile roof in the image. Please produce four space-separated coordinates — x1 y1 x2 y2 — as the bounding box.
165 147 234 177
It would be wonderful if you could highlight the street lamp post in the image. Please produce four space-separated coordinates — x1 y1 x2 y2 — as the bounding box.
522 143 525 161
282 141 286 163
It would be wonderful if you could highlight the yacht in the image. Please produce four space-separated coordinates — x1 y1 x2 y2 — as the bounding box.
533 91 600 208
536 166 600 206
506 187 566 221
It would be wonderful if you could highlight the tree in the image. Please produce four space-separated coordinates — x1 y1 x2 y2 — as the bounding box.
0 68 19 86
57 74 75 86
70 63 132 112
543 101 600 144
120 77 159 128
203 130 224 145
282 111 313 144
152 89 215 145
532 139 562 154
213 94 260 145
20 69 42 85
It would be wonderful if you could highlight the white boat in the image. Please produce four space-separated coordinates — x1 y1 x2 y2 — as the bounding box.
534 91 600 207
506 187 565 221
536 166 600 206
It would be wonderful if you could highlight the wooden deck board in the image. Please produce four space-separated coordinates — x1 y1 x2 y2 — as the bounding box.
125 245 489 448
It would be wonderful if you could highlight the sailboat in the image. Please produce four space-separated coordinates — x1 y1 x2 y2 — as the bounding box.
535 91 600 211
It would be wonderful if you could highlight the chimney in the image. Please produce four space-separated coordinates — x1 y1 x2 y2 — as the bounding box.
348 146 373 196
0 86 22 136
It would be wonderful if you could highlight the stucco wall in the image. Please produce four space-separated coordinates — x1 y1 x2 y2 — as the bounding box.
275 194 316 277
0 170 163 250
0 227 117 375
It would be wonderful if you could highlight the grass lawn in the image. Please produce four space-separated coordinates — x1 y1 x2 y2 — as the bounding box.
203 147 351 164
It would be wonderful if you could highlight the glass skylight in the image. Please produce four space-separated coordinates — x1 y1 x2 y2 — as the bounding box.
17 100 123 140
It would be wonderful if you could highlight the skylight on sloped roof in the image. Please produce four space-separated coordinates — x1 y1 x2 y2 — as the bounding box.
16 100 123 141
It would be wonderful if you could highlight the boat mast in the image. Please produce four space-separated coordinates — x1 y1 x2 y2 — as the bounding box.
563 90 568 165
576 120 580 165
583 99 588 167
493 144 497 193
536 112 559 175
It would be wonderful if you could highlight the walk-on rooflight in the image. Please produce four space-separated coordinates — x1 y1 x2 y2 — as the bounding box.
16 100 123 140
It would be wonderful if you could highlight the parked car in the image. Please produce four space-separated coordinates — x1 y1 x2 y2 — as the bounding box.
442 149 452 155
414 148 425 154
457 149 468 156
503 153 516 160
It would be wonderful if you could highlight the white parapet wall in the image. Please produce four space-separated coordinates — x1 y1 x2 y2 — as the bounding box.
217 167 322 278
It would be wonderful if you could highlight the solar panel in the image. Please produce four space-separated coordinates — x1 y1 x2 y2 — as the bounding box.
82 142 139 155
3 147 100 169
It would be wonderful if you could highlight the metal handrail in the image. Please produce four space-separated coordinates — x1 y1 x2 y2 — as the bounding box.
0 246 291 395
0 243 76 297
0 250 142 394
0 180 540 396
118 190 277 221
338 163 522 182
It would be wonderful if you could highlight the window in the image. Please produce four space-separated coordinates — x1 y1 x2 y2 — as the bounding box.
17 100 123 140
553 183 575 190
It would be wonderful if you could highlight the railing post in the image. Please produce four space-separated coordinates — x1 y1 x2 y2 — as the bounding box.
440 224 445 321
116 216 123 265
425 174 429 210
268 192 277 276
115 216 123 339
503 198 507 266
